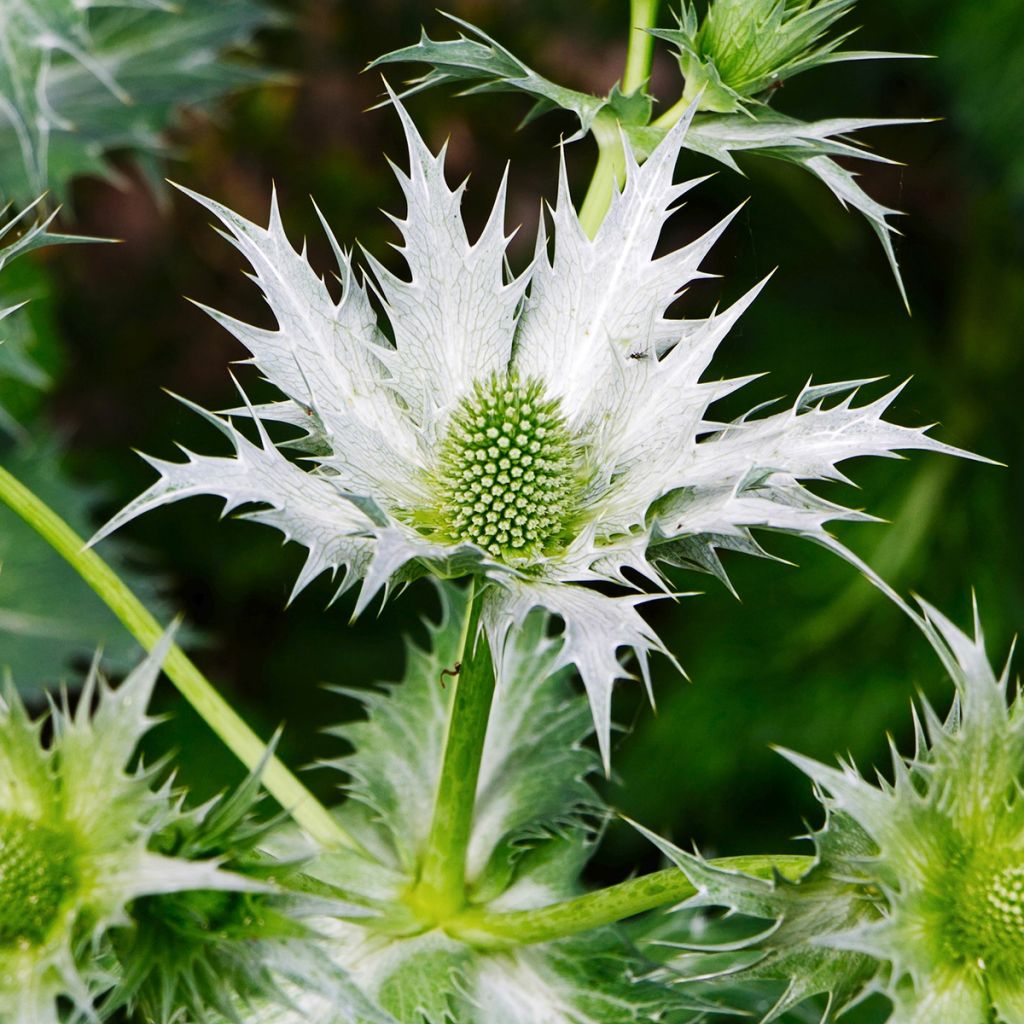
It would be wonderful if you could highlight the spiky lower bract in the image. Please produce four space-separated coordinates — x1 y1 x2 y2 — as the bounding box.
217 583 704 1024
102 756 343 1024
98 95 975 773
646 601 1024 1023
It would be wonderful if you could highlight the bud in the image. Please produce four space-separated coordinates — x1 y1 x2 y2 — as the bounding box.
657 0 860 111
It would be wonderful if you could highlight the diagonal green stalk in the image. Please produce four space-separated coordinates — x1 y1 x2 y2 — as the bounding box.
412 579 494 921
449 854 813 947
0 462 361 853
578 0 661 237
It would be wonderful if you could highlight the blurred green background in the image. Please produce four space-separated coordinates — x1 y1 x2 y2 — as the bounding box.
2 0 1022 897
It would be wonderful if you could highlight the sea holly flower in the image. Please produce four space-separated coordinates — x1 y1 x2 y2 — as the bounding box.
102 749 360 1024
0 634 257 1024
96 94 973 770
0 0 275 205
638 599 1024 1023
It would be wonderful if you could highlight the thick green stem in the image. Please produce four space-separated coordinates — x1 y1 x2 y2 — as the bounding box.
450 854 812 947
622 0 659 95
413 581 494 919
578 112 628 239
578 0 660 237
0 463 360 853
651 93 691 130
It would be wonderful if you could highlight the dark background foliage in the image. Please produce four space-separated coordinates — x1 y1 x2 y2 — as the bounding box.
4 0 1023 893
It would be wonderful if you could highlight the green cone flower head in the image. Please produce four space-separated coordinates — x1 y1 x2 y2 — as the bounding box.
96 92 973 771
660 0 875 112
644 600 1024 1022
0 635 255 1024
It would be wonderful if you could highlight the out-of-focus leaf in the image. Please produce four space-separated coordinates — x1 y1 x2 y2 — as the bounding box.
0 0 281 206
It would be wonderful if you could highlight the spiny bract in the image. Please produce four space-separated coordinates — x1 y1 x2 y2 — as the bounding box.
213 583 709 1024
642 600 1024 1023
373 10 920 304
0 634 254 1024
96 92 974 772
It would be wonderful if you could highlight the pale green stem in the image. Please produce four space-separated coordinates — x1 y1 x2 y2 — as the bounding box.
413 579 495 920
622 0 659 95
449 854 813 947
651 92 692 130
578 112 628 239
578 0 660 237
0 463 360 853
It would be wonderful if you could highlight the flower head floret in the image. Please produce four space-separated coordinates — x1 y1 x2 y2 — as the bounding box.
96 92 975 771
419 372 585 563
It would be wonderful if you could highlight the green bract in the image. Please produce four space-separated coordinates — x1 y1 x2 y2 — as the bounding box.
373 7 922 303
640 600 1024 1023
0 634 254 1024
0 0 275 205
102 750 356 1024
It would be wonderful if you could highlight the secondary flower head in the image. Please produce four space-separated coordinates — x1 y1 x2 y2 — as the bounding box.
0 635 252 1024
97 92 971 769
660 0 878 112
644 600 1024 1023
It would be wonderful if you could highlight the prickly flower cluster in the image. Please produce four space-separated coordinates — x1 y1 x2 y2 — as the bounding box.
0 637 254 1024
658 0 884 112
0 0 274 204
98 95 972 770
646 601 1024 1023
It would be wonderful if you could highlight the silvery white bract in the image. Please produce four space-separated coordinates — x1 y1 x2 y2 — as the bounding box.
220 585 700 1024
97 95 973 770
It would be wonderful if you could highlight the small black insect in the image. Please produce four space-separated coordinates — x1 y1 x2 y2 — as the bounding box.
439 661 462 689
628 351 648 361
